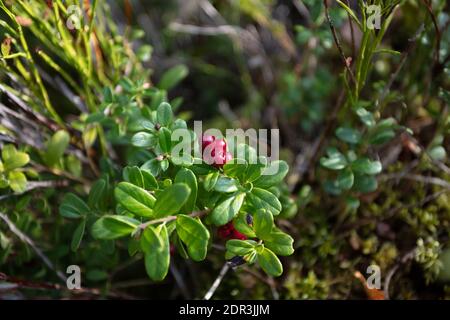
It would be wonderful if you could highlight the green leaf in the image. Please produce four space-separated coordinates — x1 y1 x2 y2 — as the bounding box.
132 132 156 148
351 158 382 175
353 174 378 193
226 239 257 256
175 168 197 213
156 102 173 126
253 160 289 188
368 129 395 145
158 65 189 91
264 231 294 256
2 145 29 171
161 159 170 171
336 127 361 144
141 158 162 177
320 151 347 170
137 44 153 62
323 179 343 196
114 182 156 217
176 214 210 261
214 176 239 193
257 247 283 277
153 183 191 217
91 215 140 240
368 118 397 145
244 163 265 182
223 160 247 181
210 192 246 226
141 225 170 281
8 171 27 193
337 168 354 190
86 270 108 281
66 155 81 177
253 210 273 240
43 130 70 167
203 171 219 191
59 193 90 218
71 218 86 252
158 127 172 153
123 166 144 188
233 213 256 238
335 0 362 29
88 179 107 210
141 170 158 190
356 108 376 127
248 188 282 216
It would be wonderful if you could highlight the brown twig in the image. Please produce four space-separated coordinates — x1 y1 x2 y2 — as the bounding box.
384 249 416 299
203 263 230 300
323 0 356 85
0 180 70 201
420 0 441 65
345 0 356 58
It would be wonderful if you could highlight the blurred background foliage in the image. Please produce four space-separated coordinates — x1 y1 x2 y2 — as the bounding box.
0 0 450 299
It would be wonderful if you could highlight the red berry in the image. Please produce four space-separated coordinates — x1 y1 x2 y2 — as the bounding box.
202 138 231 168
212 139 227 156
217 222 247 240
201 135 215 151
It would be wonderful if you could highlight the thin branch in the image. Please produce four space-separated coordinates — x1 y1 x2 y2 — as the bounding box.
203 263 230 300
138 210 208 230
380 173 450 190
323 0 356 85
345 0 356 58
420 0 441 65
384 249 416 299
169 263 191 299
0 180 70 201
0 211 67 283
169 22 240 36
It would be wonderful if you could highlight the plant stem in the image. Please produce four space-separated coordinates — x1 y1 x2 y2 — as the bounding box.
138 211 208 230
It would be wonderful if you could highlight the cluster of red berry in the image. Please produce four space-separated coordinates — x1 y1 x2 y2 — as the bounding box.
201 135 247 240
201 135 233 168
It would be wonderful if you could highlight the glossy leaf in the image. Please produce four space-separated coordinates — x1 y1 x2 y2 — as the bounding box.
257 248 283 277
153 183 191 217
59 193 90 218
210 192 246 226
253 160 289 188
141 225 170 281
114 182 155 217
248 188 282 216
176 215 209 261
91 215 140 240
253 210 273 239
175 168 197 213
